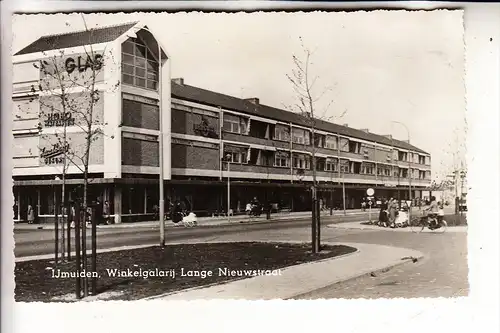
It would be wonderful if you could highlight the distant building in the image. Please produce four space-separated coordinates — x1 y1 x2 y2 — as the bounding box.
12 22 432 224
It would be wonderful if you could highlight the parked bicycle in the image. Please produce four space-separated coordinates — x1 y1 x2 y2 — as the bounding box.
409 211 447 233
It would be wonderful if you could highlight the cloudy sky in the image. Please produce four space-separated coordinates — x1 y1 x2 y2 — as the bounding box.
12 10 466 181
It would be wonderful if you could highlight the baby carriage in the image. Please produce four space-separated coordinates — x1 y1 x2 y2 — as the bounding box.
391 210 409 228
172 210 197 227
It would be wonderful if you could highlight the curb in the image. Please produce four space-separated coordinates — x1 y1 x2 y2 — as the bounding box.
14 211 368 231
143 243 362 301
286 252 424 300
141 241 424 301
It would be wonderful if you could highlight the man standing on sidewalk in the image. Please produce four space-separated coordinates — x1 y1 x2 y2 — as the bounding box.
103 201 111 225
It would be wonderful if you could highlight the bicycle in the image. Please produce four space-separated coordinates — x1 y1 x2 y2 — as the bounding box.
409 211 447 233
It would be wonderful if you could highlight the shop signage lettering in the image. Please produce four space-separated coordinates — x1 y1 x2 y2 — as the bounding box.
40 143 69 165
193 117 218 139
65 54 103 74
44 112 75 127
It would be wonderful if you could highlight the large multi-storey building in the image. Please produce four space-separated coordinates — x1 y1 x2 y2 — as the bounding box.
12 22 432 224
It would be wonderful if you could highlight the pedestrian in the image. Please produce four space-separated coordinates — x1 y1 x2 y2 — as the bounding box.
361 200 366 211
378 198 388 226
103 200 111 225
68 201 76 228
27 204 35 224
388 197 397 226
13 201 18 220
94 198 103 225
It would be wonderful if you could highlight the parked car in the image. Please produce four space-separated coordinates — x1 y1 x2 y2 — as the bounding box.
459 200 467 212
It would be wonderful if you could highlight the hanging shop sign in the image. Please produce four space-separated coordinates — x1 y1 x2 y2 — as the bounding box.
40 143 69 165
44 112 75 127
65 54 103 74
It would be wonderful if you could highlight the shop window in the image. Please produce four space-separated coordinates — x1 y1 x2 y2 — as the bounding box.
122 186 145 214
39 187 61 215
121 38 159 91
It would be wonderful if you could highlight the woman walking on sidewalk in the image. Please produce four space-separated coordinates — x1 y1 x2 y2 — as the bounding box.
27 204 35 224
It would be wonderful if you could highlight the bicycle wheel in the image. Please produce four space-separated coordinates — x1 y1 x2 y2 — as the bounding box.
409 217 425 233
432 220 447 234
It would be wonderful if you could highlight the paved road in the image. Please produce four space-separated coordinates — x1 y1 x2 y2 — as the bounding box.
296 230 468 299
14 213 366 258
15 209 468 298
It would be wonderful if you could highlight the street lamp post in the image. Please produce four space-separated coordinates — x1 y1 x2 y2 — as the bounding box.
222 153 232 223
391 121 411 225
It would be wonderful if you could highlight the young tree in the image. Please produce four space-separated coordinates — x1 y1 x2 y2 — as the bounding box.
285 37 341 253
20 17 120 296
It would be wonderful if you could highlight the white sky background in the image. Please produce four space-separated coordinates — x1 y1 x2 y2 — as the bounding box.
11 11 466 181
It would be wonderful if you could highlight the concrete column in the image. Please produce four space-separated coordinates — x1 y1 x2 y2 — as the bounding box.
103 186 110 203
144 187 148 214
17 189 21 221
114 186 122 224
37 188 41 216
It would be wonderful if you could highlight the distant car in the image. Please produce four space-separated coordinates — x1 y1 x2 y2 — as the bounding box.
459 200 467 212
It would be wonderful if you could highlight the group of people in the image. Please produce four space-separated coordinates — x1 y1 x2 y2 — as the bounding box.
23 199 112 227
375 196 443 228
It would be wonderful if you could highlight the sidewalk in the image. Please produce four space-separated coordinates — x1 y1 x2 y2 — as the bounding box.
145 241 424 300
14 209 368 231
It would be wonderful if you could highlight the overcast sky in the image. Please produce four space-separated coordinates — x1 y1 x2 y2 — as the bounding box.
12 11 466 181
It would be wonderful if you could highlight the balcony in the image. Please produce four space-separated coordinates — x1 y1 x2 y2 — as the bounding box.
223 132 290 150
227 163 291 176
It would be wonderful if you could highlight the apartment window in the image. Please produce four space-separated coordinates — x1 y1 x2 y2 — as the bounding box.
293 154 310 169
377 165 392 176
292 128 310 145
339 138 349 152
350 161 361 174
325 136 338 150
122 38 159 90
348 141 361 154
361 163 375 175
274 124 290 141
313 134 324 148
274 151 290 167
339 159 350 173
223 114 247 134
224 145 248 163
325 158 338 172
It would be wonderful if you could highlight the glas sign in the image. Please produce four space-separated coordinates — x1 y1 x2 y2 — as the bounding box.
65 54 103 74
40 143 69 165
44 112 75 127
